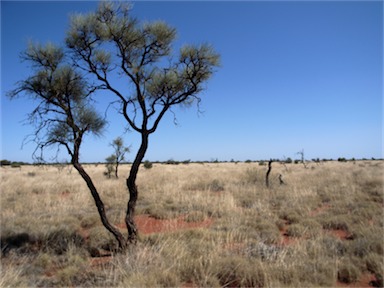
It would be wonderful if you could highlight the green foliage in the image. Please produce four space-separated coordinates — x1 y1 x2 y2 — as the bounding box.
105 155 117 178
8 41 106 161
165 159 179 165
11 163 21 168
143 160 153 169
111 137 130 162
1 159 11 166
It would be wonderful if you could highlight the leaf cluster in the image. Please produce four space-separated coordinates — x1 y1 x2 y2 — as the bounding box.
8 42 105 162
66 1 220 134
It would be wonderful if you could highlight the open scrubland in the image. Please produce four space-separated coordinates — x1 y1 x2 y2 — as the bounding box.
1 160 383 287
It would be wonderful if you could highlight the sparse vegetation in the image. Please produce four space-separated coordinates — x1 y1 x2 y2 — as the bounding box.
1 160 383 286
143 160 153 169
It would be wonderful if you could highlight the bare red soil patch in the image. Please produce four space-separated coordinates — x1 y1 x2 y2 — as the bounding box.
135 214 213 234
116 214 214 235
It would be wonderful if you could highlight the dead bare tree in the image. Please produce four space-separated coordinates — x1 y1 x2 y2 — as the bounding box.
296 149 308 169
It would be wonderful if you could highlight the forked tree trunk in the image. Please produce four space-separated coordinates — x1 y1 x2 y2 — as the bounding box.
125 132 149 243
73 163 127 251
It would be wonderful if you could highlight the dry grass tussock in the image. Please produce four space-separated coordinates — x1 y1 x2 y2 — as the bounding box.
1 160 383 287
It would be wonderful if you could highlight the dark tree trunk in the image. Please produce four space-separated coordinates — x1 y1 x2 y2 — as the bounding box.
125 132 149 243
73 163 127 251
115 161 119 178
266 159 273 188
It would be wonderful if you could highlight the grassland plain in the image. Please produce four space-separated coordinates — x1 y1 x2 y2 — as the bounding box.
0 160 383 287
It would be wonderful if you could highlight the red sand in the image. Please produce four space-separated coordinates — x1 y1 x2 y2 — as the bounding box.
134 214 214 234
115 214 214 235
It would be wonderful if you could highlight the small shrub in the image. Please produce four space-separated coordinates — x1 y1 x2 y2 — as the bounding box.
185 211 206 222
213 256 266 287
321 236 347 257
43 228 85 255
208 179 225 192
285 224 306 237
143 204 176 220
320 215 350 231
365 253 383 276
143 160 153 169
337 262 361 284
279 209 302 224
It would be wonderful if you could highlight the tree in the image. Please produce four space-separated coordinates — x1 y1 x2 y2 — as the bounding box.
105 154 117 178
8 42 127 250
66 2 220 243
110 137 130 178
296 149 307 168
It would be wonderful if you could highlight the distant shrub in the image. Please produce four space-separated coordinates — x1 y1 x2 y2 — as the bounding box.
0 159 11 166
143 160 153 169
338 157 347 162
259 161 265 166
11 162 21 168
245 159 252 163
165 159 179 165
285 157 293 164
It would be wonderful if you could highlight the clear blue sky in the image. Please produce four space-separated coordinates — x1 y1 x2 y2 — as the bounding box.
1 1 383 163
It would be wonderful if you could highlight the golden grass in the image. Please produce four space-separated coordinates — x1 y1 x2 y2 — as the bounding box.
1 160 383 287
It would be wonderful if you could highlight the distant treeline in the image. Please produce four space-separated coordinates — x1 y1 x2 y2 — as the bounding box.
1 157 381 167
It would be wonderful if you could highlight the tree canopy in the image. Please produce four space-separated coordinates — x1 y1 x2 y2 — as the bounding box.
8 42 105 162
66 1 220 135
